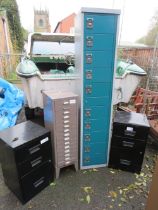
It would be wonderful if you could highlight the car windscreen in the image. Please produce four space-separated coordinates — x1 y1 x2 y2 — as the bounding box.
32 41 74 55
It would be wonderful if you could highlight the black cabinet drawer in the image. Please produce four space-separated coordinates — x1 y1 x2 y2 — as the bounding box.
109 147 145 173
109 158 141 173
113 123 149 140
20 161 53 203
15 134 51 164
18 154 52 177
111 136 146 150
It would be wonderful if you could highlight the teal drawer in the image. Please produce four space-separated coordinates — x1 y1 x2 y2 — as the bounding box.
84 14 117 34
83 118 108 132
83 142 107 154
83 106 109 120
84 34 114 51
84 67 114 83
84 51 113 68
83 153 107 166
83 130 108 143
82 141 108 166
84 96 111 106
84 82 112 97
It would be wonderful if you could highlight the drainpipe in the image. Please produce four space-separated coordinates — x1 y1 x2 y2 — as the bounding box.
2 17 12 73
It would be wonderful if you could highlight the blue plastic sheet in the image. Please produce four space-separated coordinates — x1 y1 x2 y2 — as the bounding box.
0 78 25 131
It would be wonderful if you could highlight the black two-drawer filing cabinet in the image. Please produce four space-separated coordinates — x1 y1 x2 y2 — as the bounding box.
0 121 53 204
109 111 150 173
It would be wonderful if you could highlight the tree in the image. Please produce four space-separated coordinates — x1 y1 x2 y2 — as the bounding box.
137 11 158 46
22 27 29 42
0 0 24 52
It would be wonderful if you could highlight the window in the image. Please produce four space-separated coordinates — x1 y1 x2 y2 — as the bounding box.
32 41 74 55
39 19 44 27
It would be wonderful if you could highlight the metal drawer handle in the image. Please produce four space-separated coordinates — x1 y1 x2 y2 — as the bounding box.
85 86 92 94
64 116 69 119
86 18 93 28
86 36 93 47
65 149 70 153
84 134 91 141
33 177 44 188
64 111 70 114
86 54 93 64
86 70 92 80
31 157 42 168
63 101 69 105
85 109 91 117
84 157 90 163
29 144 40 154
63 107 70 110
122 141 134 148
124 127 136 137
65 153 70 157
124 131 136 137
120 159 131 166
84 146 91 152
64 125 70 128
85 123 91 129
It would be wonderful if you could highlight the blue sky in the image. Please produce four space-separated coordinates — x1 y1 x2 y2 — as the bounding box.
17 0 158 42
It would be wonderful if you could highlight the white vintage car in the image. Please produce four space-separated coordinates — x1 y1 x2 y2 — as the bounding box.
16 33 146 109
16 33 78 109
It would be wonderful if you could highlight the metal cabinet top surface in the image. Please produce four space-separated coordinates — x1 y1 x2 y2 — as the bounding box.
114 111 150 127
81 7 121 15
0 121 49 149
43 91 78 100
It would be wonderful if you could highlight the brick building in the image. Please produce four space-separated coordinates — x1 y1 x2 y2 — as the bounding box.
54 13 76 33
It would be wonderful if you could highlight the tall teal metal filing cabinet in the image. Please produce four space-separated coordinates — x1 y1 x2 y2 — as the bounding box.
75 8 120 169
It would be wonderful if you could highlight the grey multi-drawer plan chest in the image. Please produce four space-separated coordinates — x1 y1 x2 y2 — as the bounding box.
43 91 78 178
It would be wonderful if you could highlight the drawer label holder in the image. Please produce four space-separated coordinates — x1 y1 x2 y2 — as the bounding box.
40 137 49 144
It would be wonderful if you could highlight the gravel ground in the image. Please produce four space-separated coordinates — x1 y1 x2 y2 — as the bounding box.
0 137 157 210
